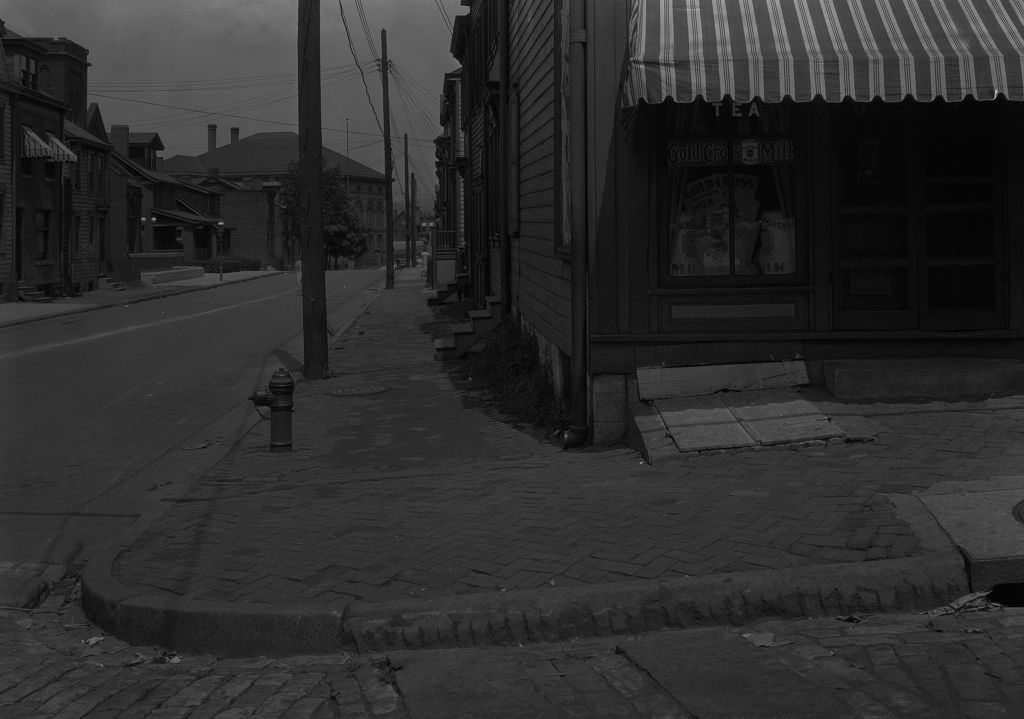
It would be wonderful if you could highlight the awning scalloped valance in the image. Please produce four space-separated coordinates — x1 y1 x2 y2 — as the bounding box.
624 0 1024 107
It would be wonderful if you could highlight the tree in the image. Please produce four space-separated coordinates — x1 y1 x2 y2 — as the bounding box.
280 160 369 268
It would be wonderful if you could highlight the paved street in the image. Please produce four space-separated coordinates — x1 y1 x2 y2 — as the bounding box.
5 575 1024 718
0 269 383 587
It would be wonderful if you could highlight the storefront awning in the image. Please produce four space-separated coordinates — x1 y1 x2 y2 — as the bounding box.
21 127 54 159
624 0 1024 106
47 134 78 163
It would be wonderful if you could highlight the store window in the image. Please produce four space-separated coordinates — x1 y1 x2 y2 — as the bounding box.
663 99 797 280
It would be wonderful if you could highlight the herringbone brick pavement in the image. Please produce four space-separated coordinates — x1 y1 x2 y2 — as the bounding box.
113 271 1024 606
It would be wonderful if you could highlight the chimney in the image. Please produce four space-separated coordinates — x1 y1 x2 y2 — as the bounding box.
207 124 217 154
110 124 129 156
230 127 239 144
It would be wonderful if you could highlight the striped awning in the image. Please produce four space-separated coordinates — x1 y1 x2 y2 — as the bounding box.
47 134 78 163
21 127 54 159
624 0 1024 106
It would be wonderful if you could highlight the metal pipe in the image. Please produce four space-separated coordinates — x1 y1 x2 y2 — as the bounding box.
563 0 590 449
499 0 512 316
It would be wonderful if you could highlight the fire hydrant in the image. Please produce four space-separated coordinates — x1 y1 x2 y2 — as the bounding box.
249 367 294 452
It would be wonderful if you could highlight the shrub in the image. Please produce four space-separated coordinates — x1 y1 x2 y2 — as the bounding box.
462 320 569 435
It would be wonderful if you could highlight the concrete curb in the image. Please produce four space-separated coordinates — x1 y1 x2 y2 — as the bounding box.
81 550 968 657
0 271 286 329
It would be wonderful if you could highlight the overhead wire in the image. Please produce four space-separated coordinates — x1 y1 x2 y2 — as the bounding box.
433 0 453 33
337 0 385 137
102 66 366 133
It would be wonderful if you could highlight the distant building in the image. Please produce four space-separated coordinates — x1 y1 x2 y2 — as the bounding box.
164 126 387 268
0 24 78 300
107 125 224 274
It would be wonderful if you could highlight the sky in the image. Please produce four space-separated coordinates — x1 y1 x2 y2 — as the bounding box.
3 0 464 210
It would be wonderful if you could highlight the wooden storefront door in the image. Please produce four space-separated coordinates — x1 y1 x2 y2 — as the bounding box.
832 101 1006 332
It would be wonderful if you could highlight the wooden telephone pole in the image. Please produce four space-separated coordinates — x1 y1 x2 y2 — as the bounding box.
404 133 410 269
382 29 394 289
298 0 328 378
410 173 417 267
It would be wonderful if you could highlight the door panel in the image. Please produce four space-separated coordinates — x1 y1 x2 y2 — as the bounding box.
832 101 1006 331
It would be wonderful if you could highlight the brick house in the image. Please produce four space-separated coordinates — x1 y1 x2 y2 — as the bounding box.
0 25 75 300
164 125 386 269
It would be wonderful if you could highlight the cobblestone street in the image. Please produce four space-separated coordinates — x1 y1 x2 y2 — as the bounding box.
6 575 1024 717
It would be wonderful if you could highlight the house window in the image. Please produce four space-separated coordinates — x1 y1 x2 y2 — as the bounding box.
663 99 798 280
15 55 38 89
35 210 51 260
98 216 107 260
45 160 58 181
72 215 81 254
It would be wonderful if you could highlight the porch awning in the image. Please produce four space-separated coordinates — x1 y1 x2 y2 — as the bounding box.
47 134 78 163
624 0 1024 106
21 127 54 159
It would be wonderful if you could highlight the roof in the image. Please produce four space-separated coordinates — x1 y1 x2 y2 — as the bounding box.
153 207 222 227
129 132 164 151
163 154 208 176
112 152 185 187
65 119 111 149
625 0 1024 105
192 131 384 179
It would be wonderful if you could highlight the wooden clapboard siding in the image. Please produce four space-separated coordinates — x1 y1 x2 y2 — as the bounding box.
509 0 571 353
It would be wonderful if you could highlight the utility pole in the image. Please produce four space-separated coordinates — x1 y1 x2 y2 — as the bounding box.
298 0 328 379
382 29 394 288
410 173 417 267
404 133 410 271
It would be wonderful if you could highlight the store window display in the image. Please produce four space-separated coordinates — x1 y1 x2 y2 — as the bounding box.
662 99 797 280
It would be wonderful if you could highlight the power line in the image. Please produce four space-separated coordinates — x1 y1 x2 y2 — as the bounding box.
433 0 453 33
353 0 380 60
337 0 385 136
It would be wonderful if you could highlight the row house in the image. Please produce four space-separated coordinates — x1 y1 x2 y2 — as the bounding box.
2 22 230 298
431 70 466 289
0 26 79 300
447 0 1024 448
164 125 386 269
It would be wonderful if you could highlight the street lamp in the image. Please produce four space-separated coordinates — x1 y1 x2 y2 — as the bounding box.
139 216 157 251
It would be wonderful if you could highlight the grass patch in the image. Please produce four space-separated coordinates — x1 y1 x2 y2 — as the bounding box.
461 321 570 436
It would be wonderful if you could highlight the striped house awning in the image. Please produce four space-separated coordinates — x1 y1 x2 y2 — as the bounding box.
624 0 1024 106
21 127 54 159
47 134 78 163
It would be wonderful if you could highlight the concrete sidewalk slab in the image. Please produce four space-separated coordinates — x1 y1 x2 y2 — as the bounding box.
918 478 1024 590
77 270 1024 657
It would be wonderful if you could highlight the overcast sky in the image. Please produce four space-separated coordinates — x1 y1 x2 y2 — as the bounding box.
4 0 463 207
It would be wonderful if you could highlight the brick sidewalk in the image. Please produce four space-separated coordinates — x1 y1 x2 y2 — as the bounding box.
110 271 1024 598
91 269 1024 652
